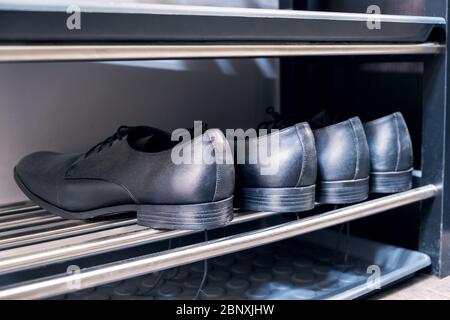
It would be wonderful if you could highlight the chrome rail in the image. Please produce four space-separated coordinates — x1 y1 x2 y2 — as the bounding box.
0 218 137 251
0 212 62 233
0 185 438 300
0 202 39 217
0 210 278 275
0 43 444 63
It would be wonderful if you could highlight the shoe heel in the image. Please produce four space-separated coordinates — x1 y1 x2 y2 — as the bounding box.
235 185 316 213
137 197 234 230
317 178 369 204
370 169 413 194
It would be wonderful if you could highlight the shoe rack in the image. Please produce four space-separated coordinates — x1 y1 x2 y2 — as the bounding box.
0 1 447 299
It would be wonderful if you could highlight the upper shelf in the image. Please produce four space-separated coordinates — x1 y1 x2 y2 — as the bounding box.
0 1 446 44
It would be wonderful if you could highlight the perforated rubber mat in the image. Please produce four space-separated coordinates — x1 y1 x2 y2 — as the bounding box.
57 230 430 300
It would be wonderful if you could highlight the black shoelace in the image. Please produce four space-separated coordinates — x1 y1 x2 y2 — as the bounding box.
139 239 174 296
193 231 209 301
257 107 286 131
85 126 130 158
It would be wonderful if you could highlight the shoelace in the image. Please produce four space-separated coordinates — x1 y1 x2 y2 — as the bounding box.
139 239 174 296
257 107 286 130
84 126 130 158
84 123 208 160
193 231 209 300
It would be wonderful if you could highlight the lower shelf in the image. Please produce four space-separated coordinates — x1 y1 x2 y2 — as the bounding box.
59 231 431 300
0 185 438 299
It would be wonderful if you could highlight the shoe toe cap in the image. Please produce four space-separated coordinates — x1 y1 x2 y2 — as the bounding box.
15 151 79 204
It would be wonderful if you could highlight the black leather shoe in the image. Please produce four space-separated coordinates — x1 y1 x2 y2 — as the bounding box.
364 112 414 193
313 117 370 204
14 126 235 230
235 123 317 213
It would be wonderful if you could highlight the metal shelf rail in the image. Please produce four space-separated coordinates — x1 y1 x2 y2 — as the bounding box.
0 209 278 275
0 185 439 300
0 43 445 63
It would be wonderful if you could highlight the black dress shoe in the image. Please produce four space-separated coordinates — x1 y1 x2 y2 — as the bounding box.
364 112 414 193
313 117 370 204
14 126 235 230
235 123 317 213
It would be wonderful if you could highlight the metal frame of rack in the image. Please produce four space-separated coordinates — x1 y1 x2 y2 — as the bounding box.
0 1 448 298
418 1 450 279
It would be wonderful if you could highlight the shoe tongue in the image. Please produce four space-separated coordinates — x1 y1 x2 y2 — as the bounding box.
309 110 340 130
128 126 165 139
127 126 172 152
134 135 156 149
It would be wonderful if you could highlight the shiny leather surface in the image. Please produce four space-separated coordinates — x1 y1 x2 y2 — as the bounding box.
364 112 413 173
236 123 317 188
314 117 370 182
15 128 235 211
15 152 135 211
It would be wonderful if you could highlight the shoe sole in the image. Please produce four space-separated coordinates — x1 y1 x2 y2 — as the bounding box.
137 198 234 230
317 177 369 204
370 168 413 194
14 168 234 230
234 185 316 213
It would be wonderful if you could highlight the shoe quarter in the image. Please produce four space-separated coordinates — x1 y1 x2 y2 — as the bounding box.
67 140 135 183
